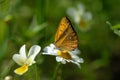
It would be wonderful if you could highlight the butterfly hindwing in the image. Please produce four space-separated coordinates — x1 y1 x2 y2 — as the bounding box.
54 17 78 51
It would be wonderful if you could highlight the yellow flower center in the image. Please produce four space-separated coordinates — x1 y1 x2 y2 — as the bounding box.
57 50 72 60
14 64 28 75
79 19 88 29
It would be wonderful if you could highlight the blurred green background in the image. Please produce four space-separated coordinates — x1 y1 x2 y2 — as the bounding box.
0 0 120 80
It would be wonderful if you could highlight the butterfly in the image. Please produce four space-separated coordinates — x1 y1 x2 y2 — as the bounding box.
43 17 83 65
54 17 78 51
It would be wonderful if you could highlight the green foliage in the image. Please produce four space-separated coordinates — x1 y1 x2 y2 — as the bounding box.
0 20 8 61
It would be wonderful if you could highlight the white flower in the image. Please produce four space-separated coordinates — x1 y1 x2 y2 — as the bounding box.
67 3 92 31
12 44 41 75
42 44 84 67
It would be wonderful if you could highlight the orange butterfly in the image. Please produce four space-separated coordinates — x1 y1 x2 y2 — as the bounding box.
54 17 78 51
43 17 83 67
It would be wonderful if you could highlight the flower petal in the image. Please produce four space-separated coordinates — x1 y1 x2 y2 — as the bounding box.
70 51 84 63
19 44 27 59
13 54 26 66
77 3 85 15
61 59 66 64
50 43 55 49
14 64 28 75
67 7 80 23
67 8 77 18
56 56 61 62
27 45 41 65
56 57 66 64
83 12 92 21
26 56 36 66
70 60 80 68
44 46 53 54
70 49 80 55
73 56 84 63
70 53 84 67
42 44 58 55
28 45 41 57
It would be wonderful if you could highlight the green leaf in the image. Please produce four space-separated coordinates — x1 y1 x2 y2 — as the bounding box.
0 20 8 61
111 24 120 36
106 21 120 36
111 24 120 30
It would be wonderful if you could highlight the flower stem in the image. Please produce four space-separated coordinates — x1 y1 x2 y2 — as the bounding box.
34 64 38 80
51 63 61 80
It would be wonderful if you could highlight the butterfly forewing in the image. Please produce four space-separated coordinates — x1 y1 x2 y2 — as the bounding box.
54 17 78 51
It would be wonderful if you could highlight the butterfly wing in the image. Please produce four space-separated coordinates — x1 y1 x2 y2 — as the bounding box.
54 17 78 51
